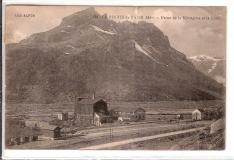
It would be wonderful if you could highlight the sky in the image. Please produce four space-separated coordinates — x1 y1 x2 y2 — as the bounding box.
5 6 226 58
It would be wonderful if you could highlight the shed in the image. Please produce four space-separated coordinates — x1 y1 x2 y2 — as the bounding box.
192 109 202 121
134 108 146 120
74 98 108 126
38 123 61 139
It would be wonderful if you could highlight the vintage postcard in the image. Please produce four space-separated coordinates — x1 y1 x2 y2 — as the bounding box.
3 5 226 152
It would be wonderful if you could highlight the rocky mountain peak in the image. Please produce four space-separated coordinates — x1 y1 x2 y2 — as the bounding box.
61 7 100 26
6 8 224 103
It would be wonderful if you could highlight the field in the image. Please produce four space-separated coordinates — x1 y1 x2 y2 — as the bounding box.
5 100 225 150
8 120 211 149
5 100 224 120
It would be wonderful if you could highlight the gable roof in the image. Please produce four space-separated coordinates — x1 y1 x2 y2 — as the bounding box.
192 109 201 114
135 107 146 112
39 123 60 130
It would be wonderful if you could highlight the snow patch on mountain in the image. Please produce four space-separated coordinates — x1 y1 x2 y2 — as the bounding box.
91 25 116 35
189 55 222 62
188 55 225 85
188 55 224 74
214 75 225 84
142 46 153 55
134 41 168 67
134 41 156 61
208 62 217 73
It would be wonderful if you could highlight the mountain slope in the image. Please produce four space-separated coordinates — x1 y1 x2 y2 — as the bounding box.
188 55 226 85
6 8 224 103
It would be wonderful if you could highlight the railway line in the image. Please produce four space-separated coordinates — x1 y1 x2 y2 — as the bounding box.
9 120 211 149
81 127 206 149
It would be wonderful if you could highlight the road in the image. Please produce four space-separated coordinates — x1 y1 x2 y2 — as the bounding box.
81 127 206 149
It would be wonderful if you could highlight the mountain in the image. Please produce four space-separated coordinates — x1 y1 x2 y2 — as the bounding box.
5 7 224 103
188 55 226 85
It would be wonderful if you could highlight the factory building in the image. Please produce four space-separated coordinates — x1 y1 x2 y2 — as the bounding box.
74 98 109 126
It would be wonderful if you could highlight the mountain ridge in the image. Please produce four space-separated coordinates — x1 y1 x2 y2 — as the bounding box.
188 55 225 85
6 8 224 103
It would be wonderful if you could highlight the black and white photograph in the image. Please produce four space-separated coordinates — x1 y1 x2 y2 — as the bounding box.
3 5 226 151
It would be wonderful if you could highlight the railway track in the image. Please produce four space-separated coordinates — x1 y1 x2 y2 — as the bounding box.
81 127 206 150
10 121 211 149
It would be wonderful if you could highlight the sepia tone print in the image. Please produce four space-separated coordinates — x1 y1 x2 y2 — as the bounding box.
4 6 226 150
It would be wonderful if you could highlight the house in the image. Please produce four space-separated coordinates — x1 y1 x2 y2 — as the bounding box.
25 120 62 140
93 113 102 126
74 98 109 126
111 107 146 121
180 109 202 121
177 114 183 119
25 120 40 128
57 112 68 121
6 123 39 146
38 123 61 140
192 109 202 121
134 108 146 120
118 117 123 122
111 107 134 116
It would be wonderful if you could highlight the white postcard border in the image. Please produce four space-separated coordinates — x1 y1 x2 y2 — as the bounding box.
2 0 234 159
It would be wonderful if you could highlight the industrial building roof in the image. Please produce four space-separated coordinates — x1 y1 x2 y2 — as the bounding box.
77 98 106 105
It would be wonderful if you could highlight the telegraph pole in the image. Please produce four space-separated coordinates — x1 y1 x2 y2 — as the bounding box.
110 127 113 142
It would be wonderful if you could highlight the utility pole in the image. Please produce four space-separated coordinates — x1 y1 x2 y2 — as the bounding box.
110 127 113 142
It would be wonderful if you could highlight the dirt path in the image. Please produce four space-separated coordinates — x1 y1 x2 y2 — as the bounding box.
81 127 206 150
